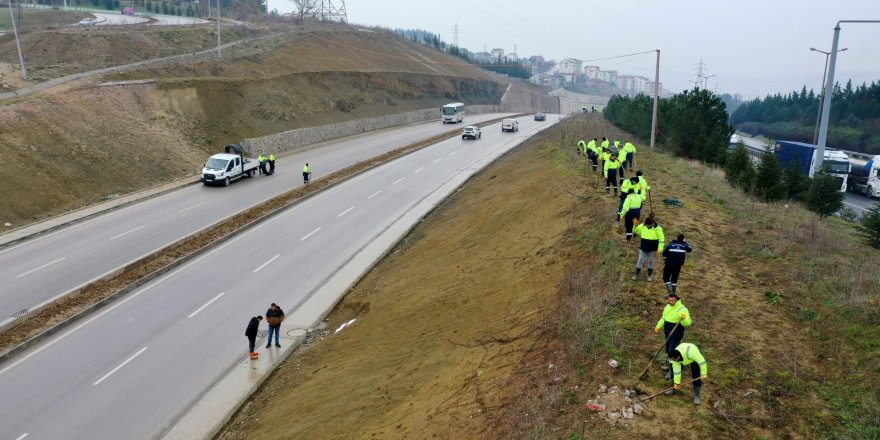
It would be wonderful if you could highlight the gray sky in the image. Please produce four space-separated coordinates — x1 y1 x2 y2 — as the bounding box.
266 0 880 99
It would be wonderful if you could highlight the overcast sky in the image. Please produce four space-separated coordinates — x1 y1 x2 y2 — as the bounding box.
266 0 880 99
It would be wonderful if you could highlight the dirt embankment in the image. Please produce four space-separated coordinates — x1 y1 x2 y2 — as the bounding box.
0 24 511 228
218 114 879 439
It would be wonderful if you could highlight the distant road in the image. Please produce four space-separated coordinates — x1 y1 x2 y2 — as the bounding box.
736 132 878 218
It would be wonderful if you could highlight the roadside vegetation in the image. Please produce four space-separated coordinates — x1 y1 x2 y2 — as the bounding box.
731 81 880 154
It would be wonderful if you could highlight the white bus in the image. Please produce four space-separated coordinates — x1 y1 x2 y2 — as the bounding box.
441 102 465 124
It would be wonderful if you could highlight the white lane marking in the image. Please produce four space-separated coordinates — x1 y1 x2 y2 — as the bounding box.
188 292 225 318
109 225 144 241
15 434 28 440
337 206 354 217
392 177 405 185
432 159 442 164
448 151 456 156
0 215 103 255
93 347 148 386
301 227 322 241
414 167 424 173
15 257 66 278
843 201 868 212
368 190 382 199
252 255 280 273
177 202 205 214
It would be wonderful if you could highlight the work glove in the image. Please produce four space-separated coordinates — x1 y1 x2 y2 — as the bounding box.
673 383 681 390
632 218 640 225
655 327 661 334
680 313 687 320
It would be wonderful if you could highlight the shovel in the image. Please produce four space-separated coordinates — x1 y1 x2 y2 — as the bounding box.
637 322 680 379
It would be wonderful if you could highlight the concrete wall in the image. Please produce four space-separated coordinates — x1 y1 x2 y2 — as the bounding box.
240 104 500 155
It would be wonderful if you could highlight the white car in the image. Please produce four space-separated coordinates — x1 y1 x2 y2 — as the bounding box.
462 125 481 140
77 17 97 26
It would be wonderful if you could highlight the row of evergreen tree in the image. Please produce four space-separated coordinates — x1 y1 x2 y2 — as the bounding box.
730 80 880 153
606 88 880 246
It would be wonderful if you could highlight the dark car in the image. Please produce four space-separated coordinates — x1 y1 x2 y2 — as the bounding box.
534 112 546 121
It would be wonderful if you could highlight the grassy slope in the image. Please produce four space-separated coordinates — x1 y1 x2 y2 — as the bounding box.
543 115 880 439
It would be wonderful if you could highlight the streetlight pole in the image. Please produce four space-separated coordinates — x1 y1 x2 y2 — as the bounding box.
809 47 846 144
816 20 880 173
8 0 27 80
649 49 660 148
703 74 715 90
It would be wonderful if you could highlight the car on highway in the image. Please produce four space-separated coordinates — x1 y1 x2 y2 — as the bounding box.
534 112 546 121
77 17 97 26
462 125 481 140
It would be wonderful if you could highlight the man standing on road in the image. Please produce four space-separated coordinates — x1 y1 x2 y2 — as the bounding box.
662 234 693 294
632 216 665 281
668 342 708 405
246 315 263 359
258 153 267 175
655 292 692 380
303 163 311 186
265 303 285 348
268 152 276 175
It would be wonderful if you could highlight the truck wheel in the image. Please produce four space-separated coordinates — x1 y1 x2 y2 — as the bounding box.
868 186 874 198
224 177 231 187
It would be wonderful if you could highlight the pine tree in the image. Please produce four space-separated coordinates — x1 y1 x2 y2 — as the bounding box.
857 203 880 248
782 159 809 201
754 150 786 201
724 144 755 190
804 169 845 217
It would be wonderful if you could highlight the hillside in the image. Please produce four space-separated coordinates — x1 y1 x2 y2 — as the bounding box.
218 114 879 439
0 19 508 229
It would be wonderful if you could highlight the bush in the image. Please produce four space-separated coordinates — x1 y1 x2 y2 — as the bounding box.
857 203 880 248
754 149 786 201
783 159 810 201
805 169 845 217
724 144 755 190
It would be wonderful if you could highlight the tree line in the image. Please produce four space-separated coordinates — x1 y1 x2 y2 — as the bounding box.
606 88 880 245
730 80 880 154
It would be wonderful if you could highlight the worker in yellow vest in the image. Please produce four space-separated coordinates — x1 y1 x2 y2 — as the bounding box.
669 342 708 405
257 153 267 175
603 153 622 195
268 153 276 175
655 292 692 380
303 163 311 186
623 141 637 171
618 184 643 239
586 138 599 172
632 216 665 281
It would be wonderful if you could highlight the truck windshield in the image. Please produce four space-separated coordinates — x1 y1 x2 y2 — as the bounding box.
205 158 229 171
827 161 850 173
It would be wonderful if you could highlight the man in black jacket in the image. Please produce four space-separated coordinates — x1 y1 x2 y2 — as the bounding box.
662 234 693 293
265 303 285 348
246 315 263 359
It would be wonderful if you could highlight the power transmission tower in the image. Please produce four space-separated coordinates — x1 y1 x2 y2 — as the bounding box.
453 23 459 47
319 0 347 23
694 58 707 89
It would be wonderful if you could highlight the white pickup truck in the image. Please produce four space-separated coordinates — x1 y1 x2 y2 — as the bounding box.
201 147 259 186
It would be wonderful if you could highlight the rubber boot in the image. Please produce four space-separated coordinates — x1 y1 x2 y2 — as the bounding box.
647 268 654 282
665 282 673 294
664 381 676 395
672 283 677 294
693 386 702 405
631 267 641 281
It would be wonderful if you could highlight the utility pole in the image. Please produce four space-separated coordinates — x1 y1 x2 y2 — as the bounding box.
216 0 221 58
815 20 880 173
452 23 459 47
703 74 716 90
694 58 706 89
809 46 847 144
650 49 660 149
8 0 27 80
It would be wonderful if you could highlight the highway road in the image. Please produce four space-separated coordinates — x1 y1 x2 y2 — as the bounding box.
735 132 878 217
0 115 556 439
0 114 506 329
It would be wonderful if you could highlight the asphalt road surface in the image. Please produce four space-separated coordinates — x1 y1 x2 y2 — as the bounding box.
0 114 506 329
0 116 556 439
